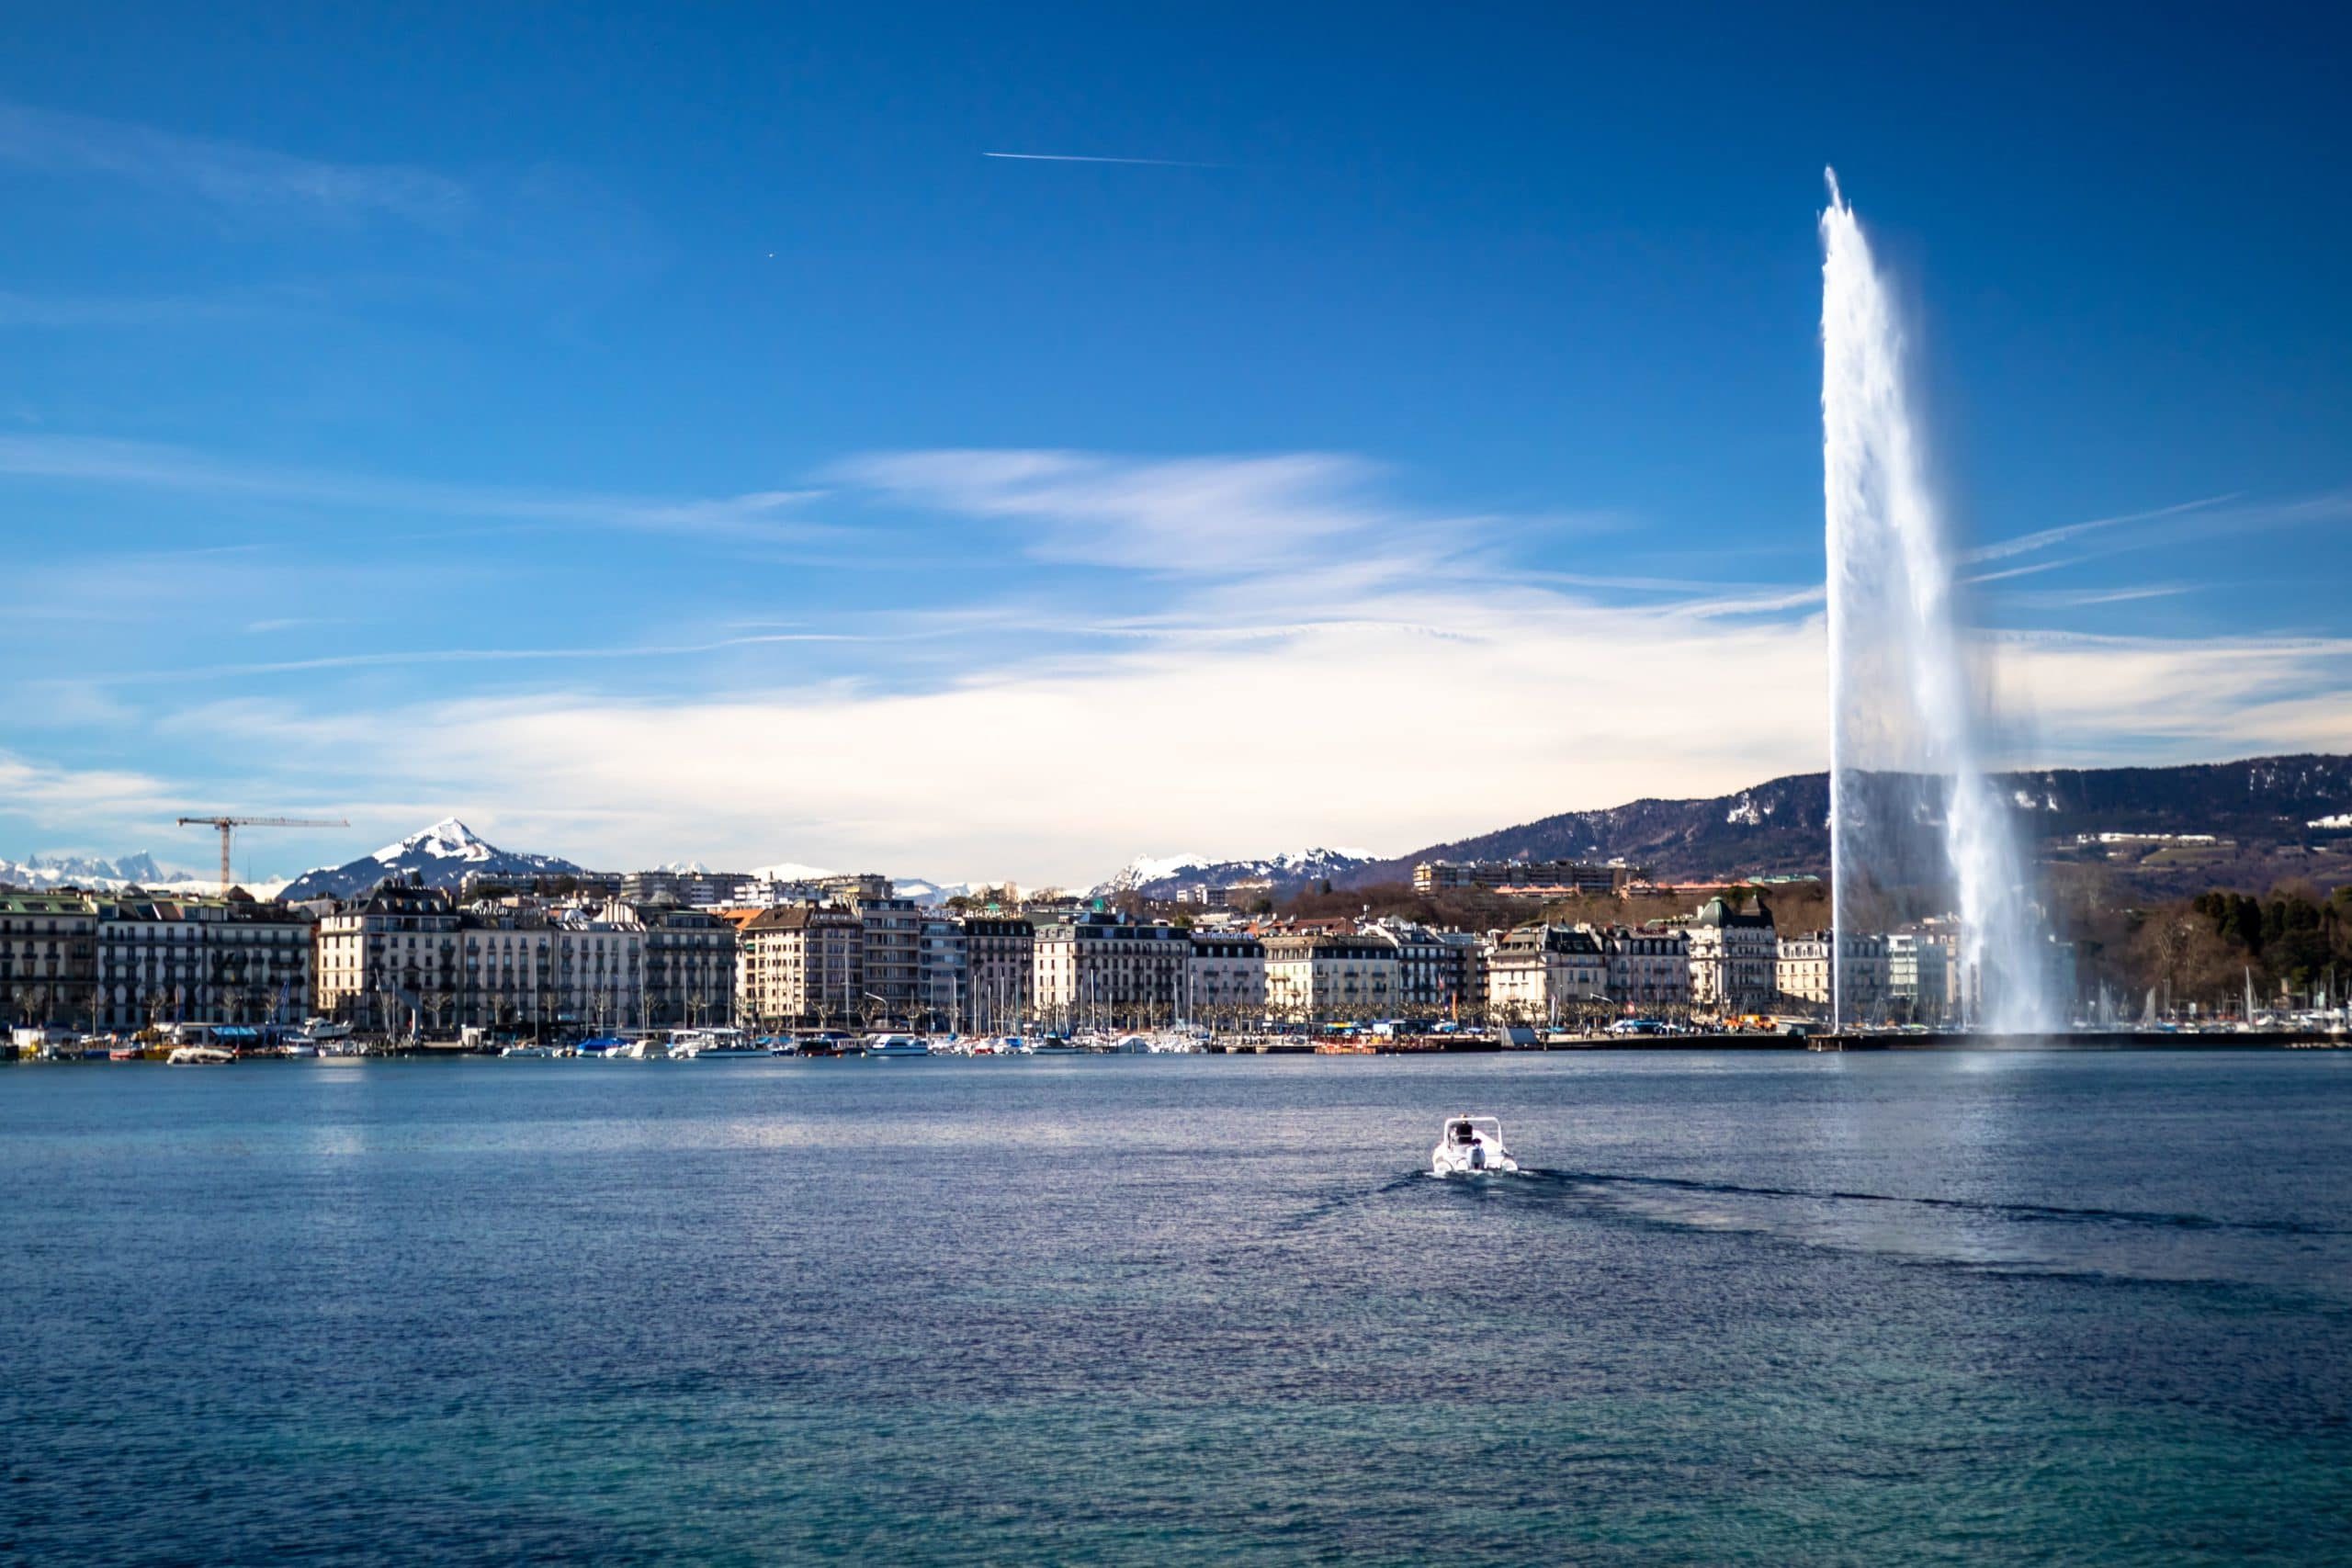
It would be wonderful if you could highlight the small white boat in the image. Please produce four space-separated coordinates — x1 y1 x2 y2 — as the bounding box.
280 1041 321 1059
675 1029 766 1058
1431 1115 1517 1177
613 1037 671 1060
166 1045 235 1066
864 1033 930 1058
501 1043 561 1058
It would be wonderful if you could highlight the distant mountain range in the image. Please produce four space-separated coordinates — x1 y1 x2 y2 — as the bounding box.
15 755 2346 908
0 851 243 897
277 828 986 906
278 818 588 901
1340 753 2352 886
1091 847 1381 901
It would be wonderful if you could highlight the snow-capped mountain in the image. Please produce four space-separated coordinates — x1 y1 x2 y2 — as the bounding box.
0 851 174 888
1091 847 1381 900
0 851 270 897
279 818 590 901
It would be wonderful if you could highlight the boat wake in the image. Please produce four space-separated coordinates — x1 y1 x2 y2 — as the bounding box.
1519 1169 2349 1239
1397 1167 2352 1299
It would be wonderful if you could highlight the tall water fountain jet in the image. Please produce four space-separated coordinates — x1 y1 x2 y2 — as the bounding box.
1820 172 2052 1033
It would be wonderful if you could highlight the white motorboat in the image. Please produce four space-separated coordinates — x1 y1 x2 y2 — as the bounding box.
864 1033 930 1058
671 1029 765 1058
1430 1115 1518 1177
501 1043 561 1058
166 1044 235 1066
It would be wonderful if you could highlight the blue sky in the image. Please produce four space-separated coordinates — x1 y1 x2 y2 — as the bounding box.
3 2 2347 885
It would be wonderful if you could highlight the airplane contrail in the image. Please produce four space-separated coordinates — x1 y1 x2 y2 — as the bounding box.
982 152 1217 168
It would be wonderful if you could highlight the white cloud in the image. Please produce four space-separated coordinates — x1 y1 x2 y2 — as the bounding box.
0 751 181 825
148 590 2352 886
12 450 2349 886
0 98 468 224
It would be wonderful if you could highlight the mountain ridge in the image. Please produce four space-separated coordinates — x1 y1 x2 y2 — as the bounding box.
1339 753 2352 886
280 818 588 901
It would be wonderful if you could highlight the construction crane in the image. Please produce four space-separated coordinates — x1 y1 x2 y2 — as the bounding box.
176 815 350 896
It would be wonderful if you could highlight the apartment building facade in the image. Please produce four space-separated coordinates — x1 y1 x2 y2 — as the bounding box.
1033 912 1188 1029
1261 932 1399 1022
1484 923 1608 1022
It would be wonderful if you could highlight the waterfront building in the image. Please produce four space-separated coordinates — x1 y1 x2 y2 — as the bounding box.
314 880 462 1033
1 892 99 1031
635 904 738 1028
1185 931 1265 1024
92 892 314 1032
1600 923 1690 1011
1885 930 1952 1024
958 915 1034 1032
1435 929 1488 1020
1484 923 1608 1024
738 903 864 1030
1777 931 1889 1018
1261 931 1399 1023
2042 933 2081 1020
1686 897 1779 1014
1033 911 1188 1031
853 895 922 1023
548 905 644 1032
919 916 967 1028
1413 859 1639 895
447 902 642 1034
1364 920 1459 1019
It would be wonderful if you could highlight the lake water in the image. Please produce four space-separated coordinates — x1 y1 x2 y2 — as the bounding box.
6 1052 2350 1564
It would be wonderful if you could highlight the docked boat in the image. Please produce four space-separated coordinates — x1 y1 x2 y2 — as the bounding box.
500 1042 561 1058
1430 1115 1518 1177
673 1028 765 1058
166 1044 235 1066
864 1033 930 1058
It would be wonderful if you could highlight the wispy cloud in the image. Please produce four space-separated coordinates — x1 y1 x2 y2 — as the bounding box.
837 449 1413 574
982 152 1218 168
1969 489 2352 566
71 630 876 688
0 98 468 225
0 433 833 545
1998 584 2193 609
1966 494 2234 564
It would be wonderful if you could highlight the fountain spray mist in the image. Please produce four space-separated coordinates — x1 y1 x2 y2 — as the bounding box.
1820 172 2051 1032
